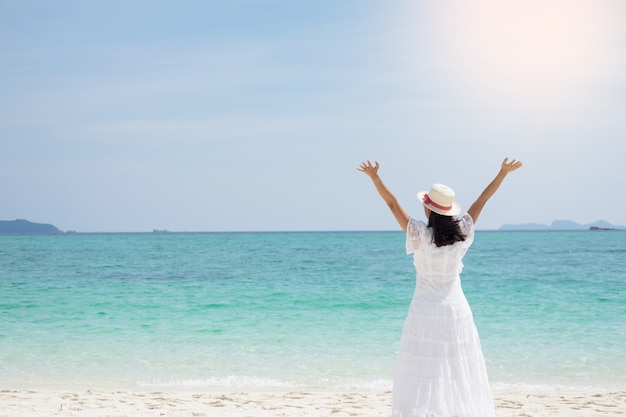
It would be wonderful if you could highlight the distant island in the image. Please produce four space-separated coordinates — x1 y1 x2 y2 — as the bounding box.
499 219 625 231
0 219 63 235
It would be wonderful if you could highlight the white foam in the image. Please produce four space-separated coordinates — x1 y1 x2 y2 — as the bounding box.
138 376 395 392
491 381 624 393
138 375 294 389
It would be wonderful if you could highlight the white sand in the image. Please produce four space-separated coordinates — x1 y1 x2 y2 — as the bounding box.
1 388 625 417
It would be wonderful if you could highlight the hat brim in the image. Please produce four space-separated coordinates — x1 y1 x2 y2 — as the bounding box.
417 191 462 216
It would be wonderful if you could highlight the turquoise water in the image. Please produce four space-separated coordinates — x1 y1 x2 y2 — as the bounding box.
1 231 625 390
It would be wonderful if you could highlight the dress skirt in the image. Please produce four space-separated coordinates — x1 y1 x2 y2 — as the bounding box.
391 297 495 417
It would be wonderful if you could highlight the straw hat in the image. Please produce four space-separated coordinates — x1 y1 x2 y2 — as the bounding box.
417 183 461 216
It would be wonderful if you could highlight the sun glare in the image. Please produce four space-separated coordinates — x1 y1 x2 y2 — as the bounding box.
431 0 621 101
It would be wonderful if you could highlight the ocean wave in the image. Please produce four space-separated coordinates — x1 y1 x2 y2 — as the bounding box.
138 376 295 389
137 376 394 391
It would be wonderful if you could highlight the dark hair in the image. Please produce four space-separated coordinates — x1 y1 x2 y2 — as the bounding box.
428 212 466 247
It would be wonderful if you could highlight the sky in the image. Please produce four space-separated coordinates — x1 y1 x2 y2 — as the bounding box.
2 0 625 232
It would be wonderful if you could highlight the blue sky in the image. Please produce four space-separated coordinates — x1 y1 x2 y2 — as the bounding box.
2 0 625 232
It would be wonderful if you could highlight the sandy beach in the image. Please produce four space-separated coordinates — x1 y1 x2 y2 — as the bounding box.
1 388 625 417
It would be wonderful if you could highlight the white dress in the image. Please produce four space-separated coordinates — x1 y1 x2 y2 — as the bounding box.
392 214 495 417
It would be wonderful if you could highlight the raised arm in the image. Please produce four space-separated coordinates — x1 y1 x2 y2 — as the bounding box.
357 160 410 232
468 157 523 224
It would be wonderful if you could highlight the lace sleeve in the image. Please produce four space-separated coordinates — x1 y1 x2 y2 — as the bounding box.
459 213 475 243
405 217 422 254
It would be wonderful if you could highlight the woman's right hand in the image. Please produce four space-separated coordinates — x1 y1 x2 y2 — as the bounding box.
500 157 523 175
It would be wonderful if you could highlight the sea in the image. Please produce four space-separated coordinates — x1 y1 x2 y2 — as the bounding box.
1 230 625 391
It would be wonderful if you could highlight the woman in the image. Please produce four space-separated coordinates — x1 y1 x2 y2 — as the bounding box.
358 157 523 417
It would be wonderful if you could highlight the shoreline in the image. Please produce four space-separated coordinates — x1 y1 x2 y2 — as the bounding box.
2 386 625 417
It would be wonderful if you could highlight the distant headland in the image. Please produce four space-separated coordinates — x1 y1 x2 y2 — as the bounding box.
0 219 64 235
499 219 625 231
